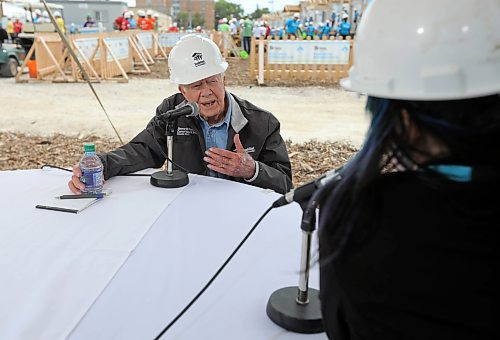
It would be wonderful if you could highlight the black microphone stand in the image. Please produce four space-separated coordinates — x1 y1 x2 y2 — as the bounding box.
150 118 189 188
266 200 323 333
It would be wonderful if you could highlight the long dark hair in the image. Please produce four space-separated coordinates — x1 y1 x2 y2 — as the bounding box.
318 94 500 264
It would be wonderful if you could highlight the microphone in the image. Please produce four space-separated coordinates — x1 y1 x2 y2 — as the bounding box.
272 166 344 208
156 102 199 122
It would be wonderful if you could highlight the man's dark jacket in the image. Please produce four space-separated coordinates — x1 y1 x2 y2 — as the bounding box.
99 92 292 194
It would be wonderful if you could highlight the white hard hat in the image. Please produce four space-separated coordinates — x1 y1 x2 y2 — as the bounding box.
168 34 228 85
42 10 48 17
54 11 61 17
341 0 500 100
293 13 300 18
146 9 153 15
124 12 131 18
222 17 228 23
153 13 159 18
129 11 135 16
138 9 145 17
342 13 349 19
34 9 42 15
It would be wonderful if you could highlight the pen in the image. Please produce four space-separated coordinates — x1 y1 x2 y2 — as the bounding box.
57 194 105 199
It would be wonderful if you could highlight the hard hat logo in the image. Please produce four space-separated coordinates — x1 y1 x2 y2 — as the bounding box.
192 53 205 67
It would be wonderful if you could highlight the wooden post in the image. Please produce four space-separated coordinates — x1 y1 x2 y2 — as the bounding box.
72 41 101 81
257 39 264 85
250 36 256 82
102 39 129 82
15 44 36 83
39 37 68 81
129 36 151 73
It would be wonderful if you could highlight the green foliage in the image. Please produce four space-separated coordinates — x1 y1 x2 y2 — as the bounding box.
250 6 270 20
215 0 244 20
176 12 189 28
176 11 205 29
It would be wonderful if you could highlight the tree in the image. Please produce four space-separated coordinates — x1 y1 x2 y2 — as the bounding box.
176 11 189 28
215 0 244 21
192 12 205 28
250 6 270 20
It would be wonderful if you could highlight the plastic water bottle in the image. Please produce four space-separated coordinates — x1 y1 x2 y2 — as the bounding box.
79 143 103 194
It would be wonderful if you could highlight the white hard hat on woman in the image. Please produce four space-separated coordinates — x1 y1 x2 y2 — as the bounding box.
168 34 228 85
341 0 500 100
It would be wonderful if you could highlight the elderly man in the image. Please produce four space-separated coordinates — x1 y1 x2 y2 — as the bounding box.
68 35 292 194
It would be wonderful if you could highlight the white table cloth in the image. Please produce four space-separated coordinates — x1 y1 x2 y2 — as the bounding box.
0 169 326 339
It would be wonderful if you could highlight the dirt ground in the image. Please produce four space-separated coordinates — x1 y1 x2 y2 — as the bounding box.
0 58 369 185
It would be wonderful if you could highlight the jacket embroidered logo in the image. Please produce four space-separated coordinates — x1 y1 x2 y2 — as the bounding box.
177 127 197 136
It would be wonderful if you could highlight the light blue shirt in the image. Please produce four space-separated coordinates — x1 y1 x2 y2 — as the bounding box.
198 97 232 178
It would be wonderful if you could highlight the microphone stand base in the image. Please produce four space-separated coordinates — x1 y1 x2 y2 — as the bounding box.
266 286 323 334
150 170 189 188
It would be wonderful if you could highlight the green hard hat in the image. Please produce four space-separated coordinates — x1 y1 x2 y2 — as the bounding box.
239 50 248 60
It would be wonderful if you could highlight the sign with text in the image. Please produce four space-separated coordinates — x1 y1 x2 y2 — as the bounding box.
267 40 350 65
74 38 101 61
158 33 209 47
136 32 153 50
104 37 129 62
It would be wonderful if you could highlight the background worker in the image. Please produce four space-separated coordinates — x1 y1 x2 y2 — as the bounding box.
12 18 22 39
54 11 65 34
0 23 8 44
128 11 137 29
68 35 292 194
338 12 351 39
138 10 152 30
146 9 156 29
83 14 96 28
241 16 253 54
318 1 500 339
284 12 300 38
6 17 14 40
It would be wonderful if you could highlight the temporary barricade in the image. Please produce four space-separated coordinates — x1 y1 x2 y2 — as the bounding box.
249 35 353 85
14 31 241 84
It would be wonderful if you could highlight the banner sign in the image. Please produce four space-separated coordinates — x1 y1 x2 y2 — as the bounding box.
104 37 129 62
158 33 209 47
74 38 101 61
267 40 350 65
136 32 153 50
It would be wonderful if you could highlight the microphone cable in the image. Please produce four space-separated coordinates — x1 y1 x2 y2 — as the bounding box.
153 205 274 340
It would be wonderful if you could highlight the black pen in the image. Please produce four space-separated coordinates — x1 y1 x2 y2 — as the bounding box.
57 194 105 199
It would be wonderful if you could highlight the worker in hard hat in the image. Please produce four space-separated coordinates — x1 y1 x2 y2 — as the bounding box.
68 35 292 194
54 11 65 34
128 11 137 29
338 12 351 39
32 9 42 24
138 9 152 30
146 9 155 30
284 12 300 38
83 14 95 28
318 1 500 339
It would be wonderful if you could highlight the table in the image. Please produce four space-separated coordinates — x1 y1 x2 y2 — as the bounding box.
0 169 325 339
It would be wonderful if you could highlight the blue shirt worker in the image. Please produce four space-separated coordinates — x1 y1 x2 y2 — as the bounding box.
285 13 300 38
339 13 351 39
68 35 292 195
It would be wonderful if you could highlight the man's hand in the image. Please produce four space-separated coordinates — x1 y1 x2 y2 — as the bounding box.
68 164 85 194
204 134 256 179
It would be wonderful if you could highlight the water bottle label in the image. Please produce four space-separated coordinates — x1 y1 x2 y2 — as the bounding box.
81 168 103 189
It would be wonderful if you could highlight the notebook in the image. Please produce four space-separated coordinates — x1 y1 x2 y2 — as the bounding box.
36 196 103 214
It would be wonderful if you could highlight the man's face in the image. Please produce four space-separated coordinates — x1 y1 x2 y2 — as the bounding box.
179 74 226 124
